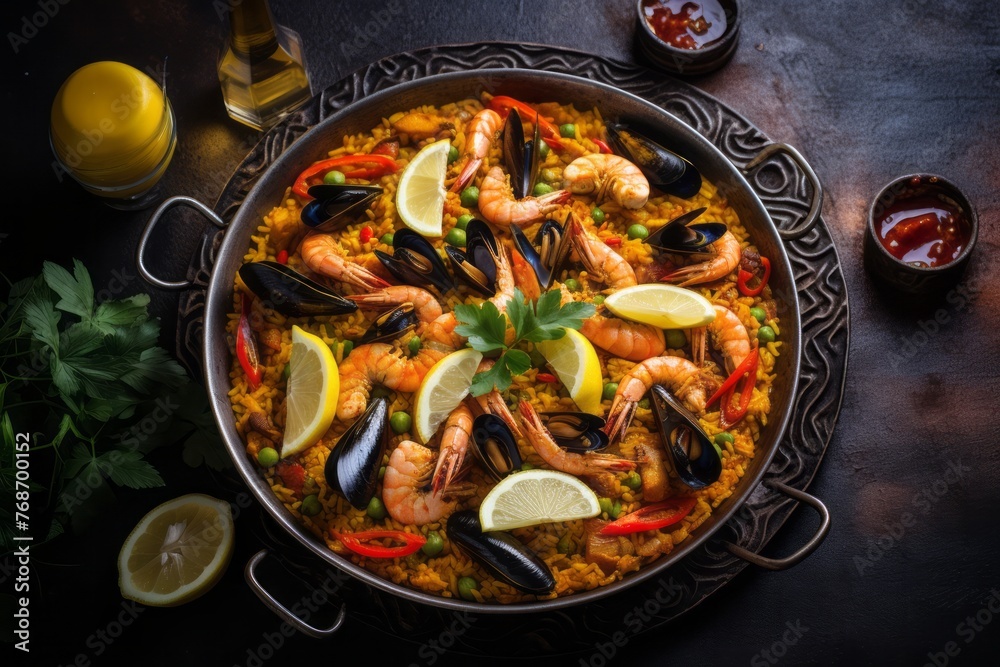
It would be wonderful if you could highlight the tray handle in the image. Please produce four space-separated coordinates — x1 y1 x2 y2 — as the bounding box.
723 481 830 571
244 549 347 638
137 196 229 290
743 143 823 241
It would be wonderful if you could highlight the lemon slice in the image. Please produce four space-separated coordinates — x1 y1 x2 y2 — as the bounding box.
282 326 339 457
413 348 483 443
534 328 603 416
604 284 716 329
396 138 450 237
479 470 601 531
118 494 234 607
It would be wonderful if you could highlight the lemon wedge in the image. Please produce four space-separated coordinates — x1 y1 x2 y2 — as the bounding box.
413 348 483 444
396 138 450 237
479 470 601 531
282 326 339 457
534 328 603 416
118 494 234 607
603 284 716 329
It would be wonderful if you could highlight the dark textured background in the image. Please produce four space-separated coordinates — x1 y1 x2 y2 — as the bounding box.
2 0 999 665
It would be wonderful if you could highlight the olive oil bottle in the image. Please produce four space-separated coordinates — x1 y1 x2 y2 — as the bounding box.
217 0 312 131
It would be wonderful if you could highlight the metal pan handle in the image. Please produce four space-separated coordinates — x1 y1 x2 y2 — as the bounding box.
743 143 823 242
244 549 347 638
137 196 229 290
723 481 830 571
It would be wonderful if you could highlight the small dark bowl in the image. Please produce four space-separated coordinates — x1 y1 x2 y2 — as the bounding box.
635 0 741 76
863 174 977 295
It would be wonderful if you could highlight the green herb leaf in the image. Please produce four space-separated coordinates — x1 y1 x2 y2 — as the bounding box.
43 259 94 320
505 288 532 341
504 349 532 377
97 449 165 489
470 360 511 397
91 294 150 333
22 295 61 352
454 301 507 353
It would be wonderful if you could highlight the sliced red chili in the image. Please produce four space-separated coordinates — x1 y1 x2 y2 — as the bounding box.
359 226 374 244
737 256 771 297
333 530 427 558
593 138 613 154
706 346 759 408
706 347 759 427
599 497 697 536
536 372 558 383
292 154 399 199
237 296 263 390
486 96 565 151
604 237 622 247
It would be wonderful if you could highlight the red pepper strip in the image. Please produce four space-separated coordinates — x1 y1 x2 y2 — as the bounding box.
737 256 771 297
237 296 263 390
292 154 399 198
536 372 558 383
333 530 427 558
604 237 622 247
599 498 697 536
486 96 565 151
276 249 289 265
593 138 613 154
712 348 760 427
706 347 759 408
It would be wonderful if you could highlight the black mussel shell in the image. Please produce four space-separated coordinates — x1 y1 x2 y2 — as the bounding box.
325 397 389 509
650 385 721 489
540 412 609 452
375 229 455 293
358 303 417 345
502 108 541 200
446 219 500 296
445 246 492 297
510 217 572 290
471 413 522 480
510 225 550 289
238 261 358 317
300 184 382 231
606 124 701 199
645 208 728 254
447 510 556 595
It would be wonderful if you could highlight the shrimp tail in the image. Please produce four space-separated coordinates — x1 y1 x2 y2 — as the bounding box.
450 157 482 193
603 395 636 445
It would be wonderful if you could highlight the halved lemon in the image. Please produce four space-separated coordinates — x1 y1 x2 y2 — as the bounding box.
413 348 483 444
604 284 716 329
282 326 339 457
479 470 601 531
118 494 234 607
534 328 603 416
396 138 450 237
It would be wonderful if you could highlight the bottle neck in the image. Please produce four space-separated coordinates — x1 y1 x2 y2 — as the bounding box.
229 0 279 60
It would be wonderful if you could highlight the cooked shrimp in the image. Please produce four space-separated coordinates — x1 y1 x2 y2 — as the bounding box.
450 109 503 193
689 304 751 373
337 344 447 420
348 285 443 323
383 440 472 526
519 400 636 475
664 232 741 287
469 359 521 436
431 403 473 494
478 166 570 227
562 154 649 209
510 245 542 301
604 356 711 444
568 214 636 289
300 234 391 292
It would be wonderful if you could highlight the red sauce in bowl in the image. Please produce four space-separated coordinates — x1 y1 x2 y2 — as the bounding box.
642 0 728 50
875 195 971 268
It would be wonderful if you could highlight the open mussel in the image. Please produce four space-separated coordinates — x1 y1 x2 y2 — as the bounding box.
375 229 455 294
606 124 701 199
650 385 721 489
325 397 389 509
644 207 728 255
540 412 609 452
358 303 418 345
238 261 358 317
502 108 541 199
509 217 573 289
446 219 500 296
471 413 522 480
446 510 556 595
300 184 383 231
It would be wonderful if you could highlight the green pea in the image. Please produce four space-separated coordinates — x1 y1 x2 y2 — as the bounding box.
405 554 423 569
757 325 776 343
323 170 346 185
627 224 649 241
591 207 606 224
408 336 421 356
593 294 606 305
257 447 279 468
299 494 322 516
281 364 291 381
520 462 534 471
341 339 354 357
445 228 467 247
557 533 574 555
455 214 473 230
532 182 554 196
638 398 650 410
610 500 622 520
564 278 580 292
460 186 479 208
750 307 767 323
538 140 550 158
540 168 559 183
378 465 386 480
664 329 687 349
713 442 724 459
447 145 459 164
366 496 387 520
715 432 734 446
623 471 642 490
390 411 412 435
602 382 618 401
559 123 576 138
598 497 613 516
380 233 394 246
422 531 444 557
458 576 478 601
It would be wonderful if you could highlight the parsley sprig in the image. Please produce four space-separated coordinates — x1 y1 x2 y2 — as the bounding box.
454 289 595 396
